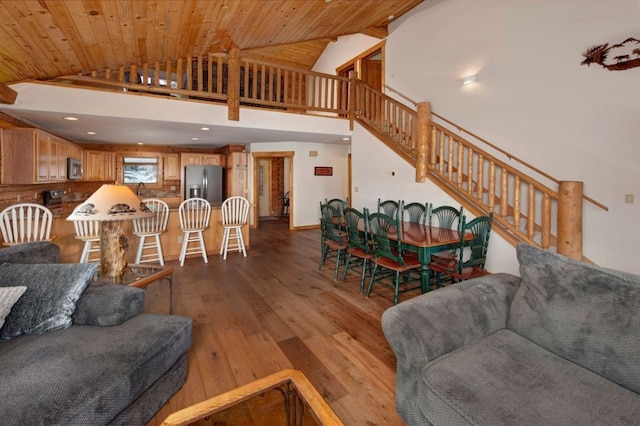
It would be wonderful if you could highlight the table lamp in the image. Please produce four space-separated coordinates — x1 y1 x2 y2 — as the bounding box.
67 184 153 277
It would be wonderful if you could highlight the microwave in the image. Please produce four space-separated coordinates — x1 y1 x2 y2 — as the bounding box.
67 157 82 180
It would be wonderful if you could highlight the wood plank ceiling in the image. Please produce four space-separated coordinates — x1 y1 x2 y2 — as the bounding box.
0 0 423 85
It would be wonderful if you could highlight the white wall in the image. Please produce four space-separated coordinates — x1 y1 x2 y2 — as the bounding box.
313 34 381 74
250 142 349 227
316 0 640 274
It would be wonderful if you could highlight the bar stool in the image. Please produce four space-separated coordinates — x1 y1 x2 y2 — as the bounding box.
220 196 249 260
0 203 54 246
133 199 169 266
73 219 101 263
178 198 211 266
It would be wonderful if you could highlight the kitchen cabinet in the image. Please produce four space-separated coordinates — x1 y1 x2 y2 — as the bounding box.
84 150 116 181
181 153 223 166
226 151 249 197
163 153 181 180
1 127 76 184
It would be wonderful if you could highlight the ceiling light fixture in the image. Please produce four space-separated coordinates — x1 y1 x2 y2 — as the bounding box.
63 116 78 121
200 127 210 131
462 74 478 86
342 137 350 141
86 131 96 135
137 142 144 145
191 137 199 141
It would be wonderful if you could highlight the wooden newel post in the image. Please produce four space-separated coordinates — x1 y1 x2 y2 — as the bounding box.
557 181 583 260
415 102 431 183
348 71 356 131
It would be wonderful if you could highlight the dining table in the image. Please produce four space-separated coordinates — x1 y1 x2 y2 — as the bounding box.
357 220 471 293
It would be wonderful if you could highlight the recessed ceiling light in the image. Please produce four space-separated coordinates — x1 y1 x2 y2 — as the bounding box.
86 131 96 135
191 137 199 141
388 14 395 20
63 116 78 121
200 127 210 131
137 142 144 145
342 137 350 141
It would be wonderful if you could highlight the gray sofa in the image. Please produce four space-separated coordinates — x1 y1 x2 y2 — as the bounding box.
0 242 193 425
382 243 640 425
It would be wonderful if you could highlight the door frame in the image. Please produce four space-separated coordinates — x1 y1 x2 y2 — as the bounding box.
251 151 294 229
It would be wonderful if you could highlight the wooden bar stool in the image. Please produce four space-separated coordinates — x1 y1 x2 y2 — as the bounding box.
178 198 211 266
0 203 54 246
133 199 169 266
73 219 101 263
220 196 249 260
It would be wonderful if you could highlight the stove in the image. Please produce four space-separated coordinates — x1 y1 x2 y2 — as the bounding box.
42 189 65 206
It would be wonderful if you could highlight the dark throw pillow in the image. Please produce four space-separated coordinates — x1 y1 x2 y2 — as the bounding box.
0 262 98 340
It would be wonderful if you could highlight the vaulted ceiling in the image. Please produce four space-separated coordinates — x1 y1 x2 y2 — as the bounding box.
0 0 423 85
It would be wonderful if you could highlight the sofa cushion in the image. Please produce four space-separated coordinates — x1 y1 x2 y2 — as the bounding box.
0 314 192 425
73 282 145 326
0 286 27 329
0 262 98 340
421 329 640 425
508 243 640 394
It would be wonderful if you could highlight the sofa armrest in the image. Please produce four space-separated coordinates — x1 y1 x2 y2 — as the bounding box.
73 282 145 326
381 273 520 423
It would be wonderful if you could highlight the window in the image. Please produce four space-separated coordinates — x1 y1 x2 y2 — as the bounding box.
123 157 158 184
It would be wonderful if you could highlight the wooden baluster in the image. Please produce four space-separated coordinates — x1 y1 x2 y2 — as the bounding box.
197 56 203 92
457 143 464 186
488 162 496 211
513 176 521 230
542 193 551 249
527 185 535 238
154 62 160 86
500 170 508 216
466 148 473 195
105 68 111 80
176 59 183 89
130 64 138 84
166 59 172 90
118 66 125 83
142 63 149 86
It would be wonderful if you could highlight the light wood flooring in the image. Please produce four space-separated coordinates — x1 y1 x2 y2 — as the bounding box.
145 219 423 425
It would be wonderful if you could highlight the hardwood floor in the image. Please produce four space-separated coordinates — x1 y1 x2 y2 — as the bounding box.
145 220 423 425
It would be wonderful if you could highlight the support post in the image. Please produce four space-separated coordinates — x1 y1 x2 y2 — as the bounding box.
228 47 240 121
415 102 431 183
557 181 583 260
348 71 356 131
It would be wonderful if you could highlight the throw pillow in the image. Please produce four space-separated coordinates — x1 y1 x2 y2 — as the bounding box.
0 262 98 340
0 286 27 329
508 243 640 394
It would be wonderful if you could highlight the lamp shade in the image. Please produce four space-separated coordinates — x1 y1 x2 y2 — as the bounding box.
67 184 153 222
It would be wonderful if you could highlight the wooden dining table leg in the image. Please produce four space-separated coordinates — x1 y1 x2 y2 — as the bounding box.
418 247 432 293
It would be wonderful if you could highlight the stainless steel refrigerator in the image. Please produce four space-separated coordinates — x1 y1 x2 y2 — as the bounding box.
184 165 224 203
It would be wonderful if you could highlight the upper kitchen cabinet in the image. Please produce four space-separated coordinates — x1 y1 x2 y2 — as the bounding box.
163 153 181 180
83 150 116 181
1 128 77 184
181 152 224 166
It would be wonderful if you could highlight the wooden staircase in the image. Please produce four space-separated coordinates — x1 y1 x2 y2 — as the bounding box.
60 51 606 257
352 81 607 256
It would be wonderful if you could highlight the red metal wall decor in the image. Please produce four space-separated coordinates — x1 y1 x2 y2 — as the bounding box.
581 37 640 71
314 167 333 176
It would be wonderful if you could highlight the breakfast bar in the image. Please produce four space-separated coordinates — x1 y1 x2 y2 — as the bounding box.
50 199 250 264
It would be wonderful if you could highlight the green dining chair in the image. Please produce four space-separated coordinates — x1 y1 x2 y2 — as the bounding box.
366 211 422 305
403 202 430 225
318 203 348 280
429 205 463 261
377 199 401 221
429 213 494 286
341 207 373 293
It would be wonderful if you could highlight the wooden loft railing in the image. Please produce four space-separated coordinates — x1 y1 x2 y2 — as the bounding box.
56 52 350 121
60 52 606 258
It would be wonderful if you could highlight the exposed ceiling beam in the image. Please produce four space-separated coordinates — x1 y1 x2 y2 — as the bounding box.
0 82 17 104
360 25 388 39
